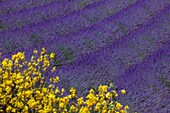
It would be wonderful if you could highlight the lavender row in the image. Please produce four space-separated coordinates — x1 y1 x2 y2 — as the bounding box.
53 34 170 112
114 44 170 112
0 0 169 55
0 0 169 66
0 0 58 16
116 0 170 29
1 1 168 67
0 0 164 54
0 0 133 34
0 0 133 55
54 42 170 100
0 0 101 32
61 0 169 39
42 2 170 62
51 9 170 97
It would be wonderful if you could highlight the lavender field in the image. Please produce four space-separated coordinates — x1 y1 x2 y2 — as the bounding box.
0 0 170 112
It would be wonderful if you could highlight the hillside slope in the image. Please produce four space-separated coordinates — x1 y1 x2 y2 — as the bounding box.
0 0 170 112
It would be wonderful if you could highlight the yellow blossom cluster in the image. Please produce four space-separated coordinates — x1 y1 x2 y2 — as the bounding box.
0 48 130 113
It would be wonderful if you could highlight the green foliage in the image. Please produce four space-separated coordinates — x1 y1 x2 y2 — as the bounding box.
117 22 128 35
57 45 74 61
160 74 170 89
3 40 20 53
82 38 97 50
31 33 42 44
0 22 7 30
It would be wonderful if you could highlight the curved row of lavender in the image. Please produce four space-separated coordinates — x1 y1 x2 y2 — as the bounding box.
0 0 139 63
0 0 101 31
0 0 170 112
0 0 67 16
0 0 169 60
53 6 170 112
